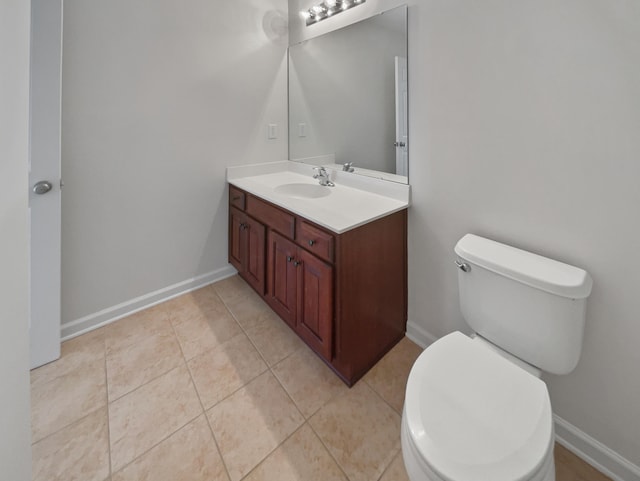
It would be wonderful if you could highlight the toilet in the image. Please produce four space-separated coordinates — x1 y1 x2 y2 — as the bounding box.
401 234 593 481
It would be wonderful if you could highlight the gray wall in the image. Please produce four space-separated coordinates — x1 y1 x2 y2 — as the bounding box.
290 0 640 468
0 0 32 478
61 0 288 326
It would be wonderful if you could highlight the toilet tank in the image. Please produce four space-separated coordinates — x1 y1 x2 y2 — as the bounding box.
455 234 593 375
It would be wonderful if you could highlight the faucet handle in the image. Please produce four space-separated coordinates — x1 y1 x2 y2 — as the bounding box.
312 166 326 178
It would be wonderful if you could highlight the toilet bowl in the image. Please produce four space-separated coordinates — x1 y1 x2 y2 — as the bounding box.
401 332 555 481
401 234 592 481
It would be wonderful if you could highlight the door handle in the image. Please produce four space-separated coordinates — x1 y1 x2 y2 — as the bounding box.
33 181 53 195
393 141 406 148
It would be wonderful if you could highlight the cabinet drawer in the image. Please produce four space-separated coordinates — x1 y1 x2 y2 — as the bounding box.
229 186 246 210
297 221 334 263
246 195 295 239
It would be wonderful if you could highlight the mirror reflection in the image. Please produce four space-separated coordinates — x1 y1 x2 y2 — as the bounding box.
288 5 408 183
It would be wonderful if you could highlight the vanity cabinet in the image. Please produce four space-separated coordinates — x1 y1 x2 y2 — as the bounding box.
228 206 266 295
266 231 298 327
228 184 407 386
267 230 333 359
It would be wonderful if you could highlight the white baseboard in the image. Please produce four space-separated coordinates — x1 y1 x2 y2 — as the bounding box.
405 321 640 481
60 266 237 340
406 319 438 348
554 414 640 481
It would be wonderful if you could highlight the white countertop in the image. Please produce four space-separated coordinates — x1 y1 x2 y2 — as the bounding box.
227 161 410 234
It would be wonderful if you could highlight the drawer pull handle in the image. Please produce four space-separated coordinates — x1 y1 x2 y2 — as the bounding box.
308 240 315 246
232 196 241 201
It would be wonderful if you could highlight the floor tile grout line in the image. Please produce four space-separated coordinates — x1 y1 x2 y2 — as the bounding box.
30 394 108 447
210 286 283 408
103 307 176 358
171 314 234 481
30 354 109 445
237 421 310 481
106 355 188 405
270 362 341 421
109 318 201 475
203 414 233 481
205 368 304 481
214 282 312 375
104 309 184 403
191 361 269 413
306 417 353 481
362 376 406 418
357 380 404 475
214 282 318 480
109 410 203 478
215 286 282 370
305 381 401 481
376 450 404 481
104 301 198 403
203 366 306 481
216 278 369 481
171 285 272 413
29 402 106 449
103 335 113 479
106 357 185 405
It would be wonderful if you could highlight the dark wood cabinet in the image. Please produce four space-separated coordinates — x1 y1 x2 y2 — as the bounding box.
229 202 266 295
266 231 298 328
266 230 334 358
229 207 245 270
296 248 333 359
229 184 407 386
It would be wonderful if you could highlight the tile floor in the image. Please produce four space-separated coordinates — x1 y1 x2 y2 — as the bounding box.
31 275 612 481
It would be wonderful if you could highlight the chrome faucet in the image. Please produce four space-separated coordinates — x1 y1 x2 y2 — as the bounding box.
313 167 335 187
342 162 355 173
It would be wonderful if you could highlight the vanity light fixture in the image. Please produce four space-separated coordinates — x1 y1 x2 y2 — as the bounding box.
301 0 366 26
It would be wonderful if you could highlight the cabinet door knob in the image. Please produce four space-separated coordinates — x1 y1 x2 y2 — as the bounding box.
287 256 293 263
293 260 301 267
239 223 247 230
308 240 315 246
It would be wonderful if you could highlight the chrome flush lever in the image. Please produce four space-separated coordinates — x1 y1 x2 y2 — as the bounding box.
455 260 471 273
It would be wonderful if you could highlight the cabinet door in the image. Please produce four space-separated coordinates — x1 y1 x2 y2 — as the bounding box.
296 249 333 359
243 215 266 295
266 231 297 327
229 207 245 272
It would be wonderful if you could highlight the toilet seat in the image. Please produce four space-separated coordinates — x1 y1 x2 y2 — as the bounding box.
404 332 554 481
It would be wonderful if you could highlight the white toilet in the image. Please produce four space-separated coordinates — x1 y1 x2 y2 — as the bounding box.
402 234 593 481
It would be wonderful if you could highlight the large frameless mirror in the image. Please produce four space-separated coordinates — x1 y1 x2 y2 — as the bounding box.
288 5 408 183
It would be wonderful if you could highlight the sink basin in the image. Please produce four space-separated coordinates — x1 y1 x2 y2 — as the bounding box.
274 183 332 199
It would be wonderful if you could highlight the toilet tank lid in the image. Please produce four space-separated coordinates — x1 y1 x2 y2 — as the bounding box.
455 234 593 299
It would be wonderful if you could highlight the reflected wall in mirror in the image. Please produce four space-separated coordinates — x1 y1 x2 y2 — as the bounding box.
288 5 408 184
